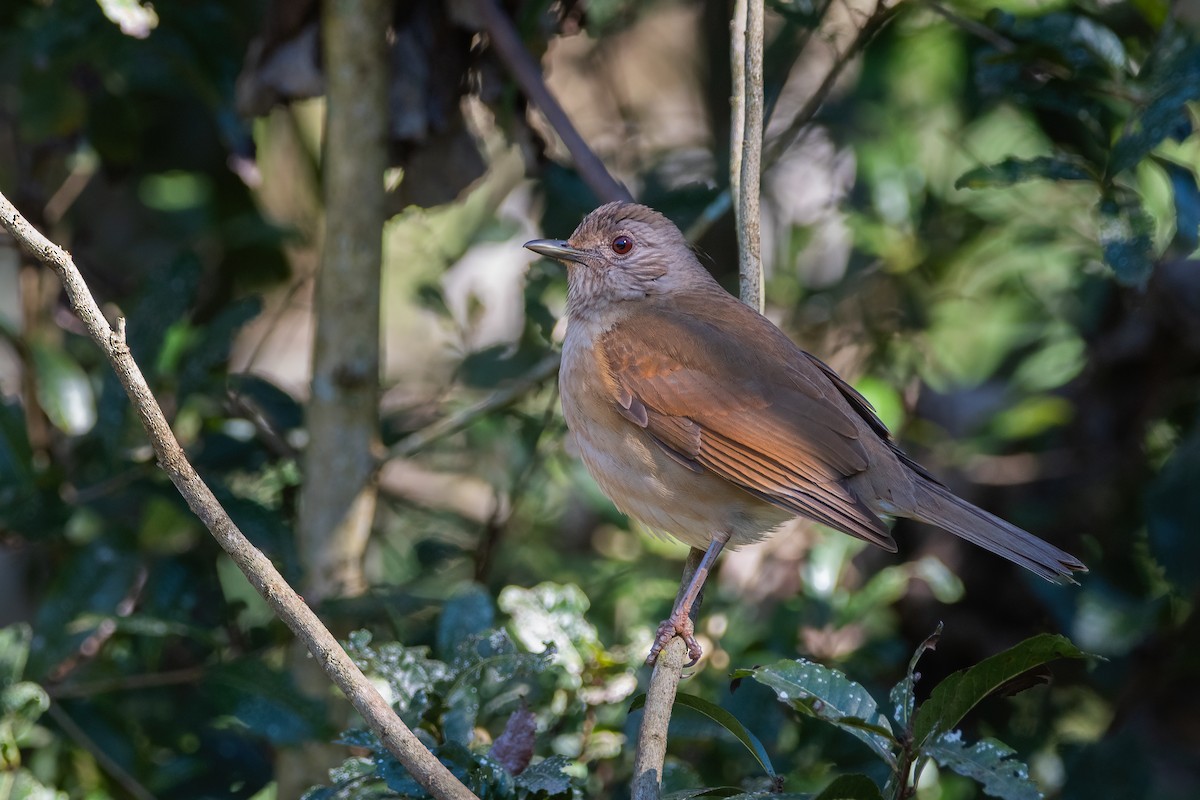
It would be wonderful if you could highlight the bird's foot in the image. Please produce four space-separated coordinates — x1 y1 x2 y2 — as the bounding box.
646 611 702 668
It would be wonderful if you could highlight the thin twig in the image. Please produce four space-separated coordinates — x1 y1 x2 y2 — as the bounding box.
47 702 158 800
730 0 747 256
47 666 207 699
687 0 893 243
386 352 561 460
765 0 900 166
924 1 1013 53
631 547 706 800
737 0 766 313
0 192 480 800
474 0 631 205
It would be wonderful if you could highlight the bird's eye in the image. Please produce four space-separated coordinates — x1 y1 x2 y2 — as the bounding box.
611 235 633 255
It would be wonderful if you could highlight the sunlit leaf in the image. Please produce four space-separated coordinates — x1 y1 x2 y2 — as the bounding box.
0 768 67 800
29 341 96 435
925 732 1042 800
912 634 1090 747
1109 44 1200 177
514 755 575 795
734 659 896 766
95 0 159 38
499 583 598 679
890 623 942 729
0 624 32 684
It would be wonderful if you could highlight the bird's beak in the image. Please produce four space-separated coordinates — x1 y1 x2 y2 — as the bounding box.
524 239 588 264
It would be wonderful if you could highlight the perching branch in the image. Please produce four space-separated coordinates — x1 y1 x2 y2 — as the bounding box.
631 548 706 800
0 191 480 800
474 0 632 205
631 4 768 795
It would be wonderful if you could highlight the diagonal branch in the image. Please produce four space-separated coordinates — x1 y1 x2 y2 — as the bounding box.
474 0 632 205
687 0 902 243
0 192 480 800
764 0 901 165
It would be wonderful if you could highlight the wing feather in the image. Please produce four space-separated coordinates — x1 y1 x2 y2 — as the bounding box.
598 303 894 548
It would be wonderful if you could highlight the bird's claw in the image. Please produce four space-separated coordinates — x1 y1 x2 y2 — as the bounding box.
646 612 703 668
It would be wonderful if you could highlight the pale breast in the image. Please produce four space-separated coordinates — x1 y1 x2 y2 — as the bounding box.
559 326 791 549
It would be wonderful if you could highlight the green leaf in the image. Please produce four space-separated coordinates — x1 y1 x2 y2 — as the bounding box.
0 624 32 684
1098 195 1156 286
1153 157 1200 249
177 297 261 399
437 584 496 663
514 755 575 796
499 583 598 679
989 12 1127 71
442 635 549 745
1109 44 1200 177
28 341 96 435
629 691 776 778
1 682 50 730
889 623 942 729
0 768 68 800
344 634 451 720
911 633 1090 748
1147 427 1200 591
925 732 1042 800
815 773 886 800
955 155 1095 190
662 789 746 800
204 660 329 745
734 659 897 766
95 0 159 38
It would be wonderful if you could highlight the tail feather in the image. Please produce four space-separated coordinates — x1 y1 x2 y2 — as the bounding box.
910 479 1087 584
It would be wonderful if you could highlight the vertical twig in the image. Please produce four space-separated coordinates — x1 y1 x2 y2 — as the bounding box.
733 0 766 313
46 703 157 800
632 4 769 795
730 0 747 251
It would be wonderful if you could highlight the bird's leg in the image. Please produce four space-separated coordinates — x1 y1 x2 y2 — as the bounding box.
646 534 729 668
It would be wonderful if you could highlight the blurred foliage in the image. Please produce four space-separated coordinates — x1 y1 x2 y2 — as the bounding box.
0 0 1198 799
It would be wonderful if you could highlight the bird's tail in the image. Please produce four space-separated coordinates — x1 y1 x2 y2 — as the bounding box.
909 478 1087 584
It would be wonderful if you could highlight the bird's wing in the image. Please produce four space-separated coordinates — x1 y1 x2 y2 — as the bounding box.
598 301 895 549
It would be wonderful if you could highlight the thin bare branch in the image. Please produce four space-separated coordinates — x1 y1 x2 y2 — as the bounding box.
474 0 631 205
0 191 480 800
48 703 157 800
736 0 766 313
730 0 747 255
387 352 561 460
765 0 901 165
631 547 706 800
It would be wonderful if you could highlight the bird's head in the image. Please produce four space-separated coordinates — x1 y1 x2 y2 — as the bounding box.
524 202 714 319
